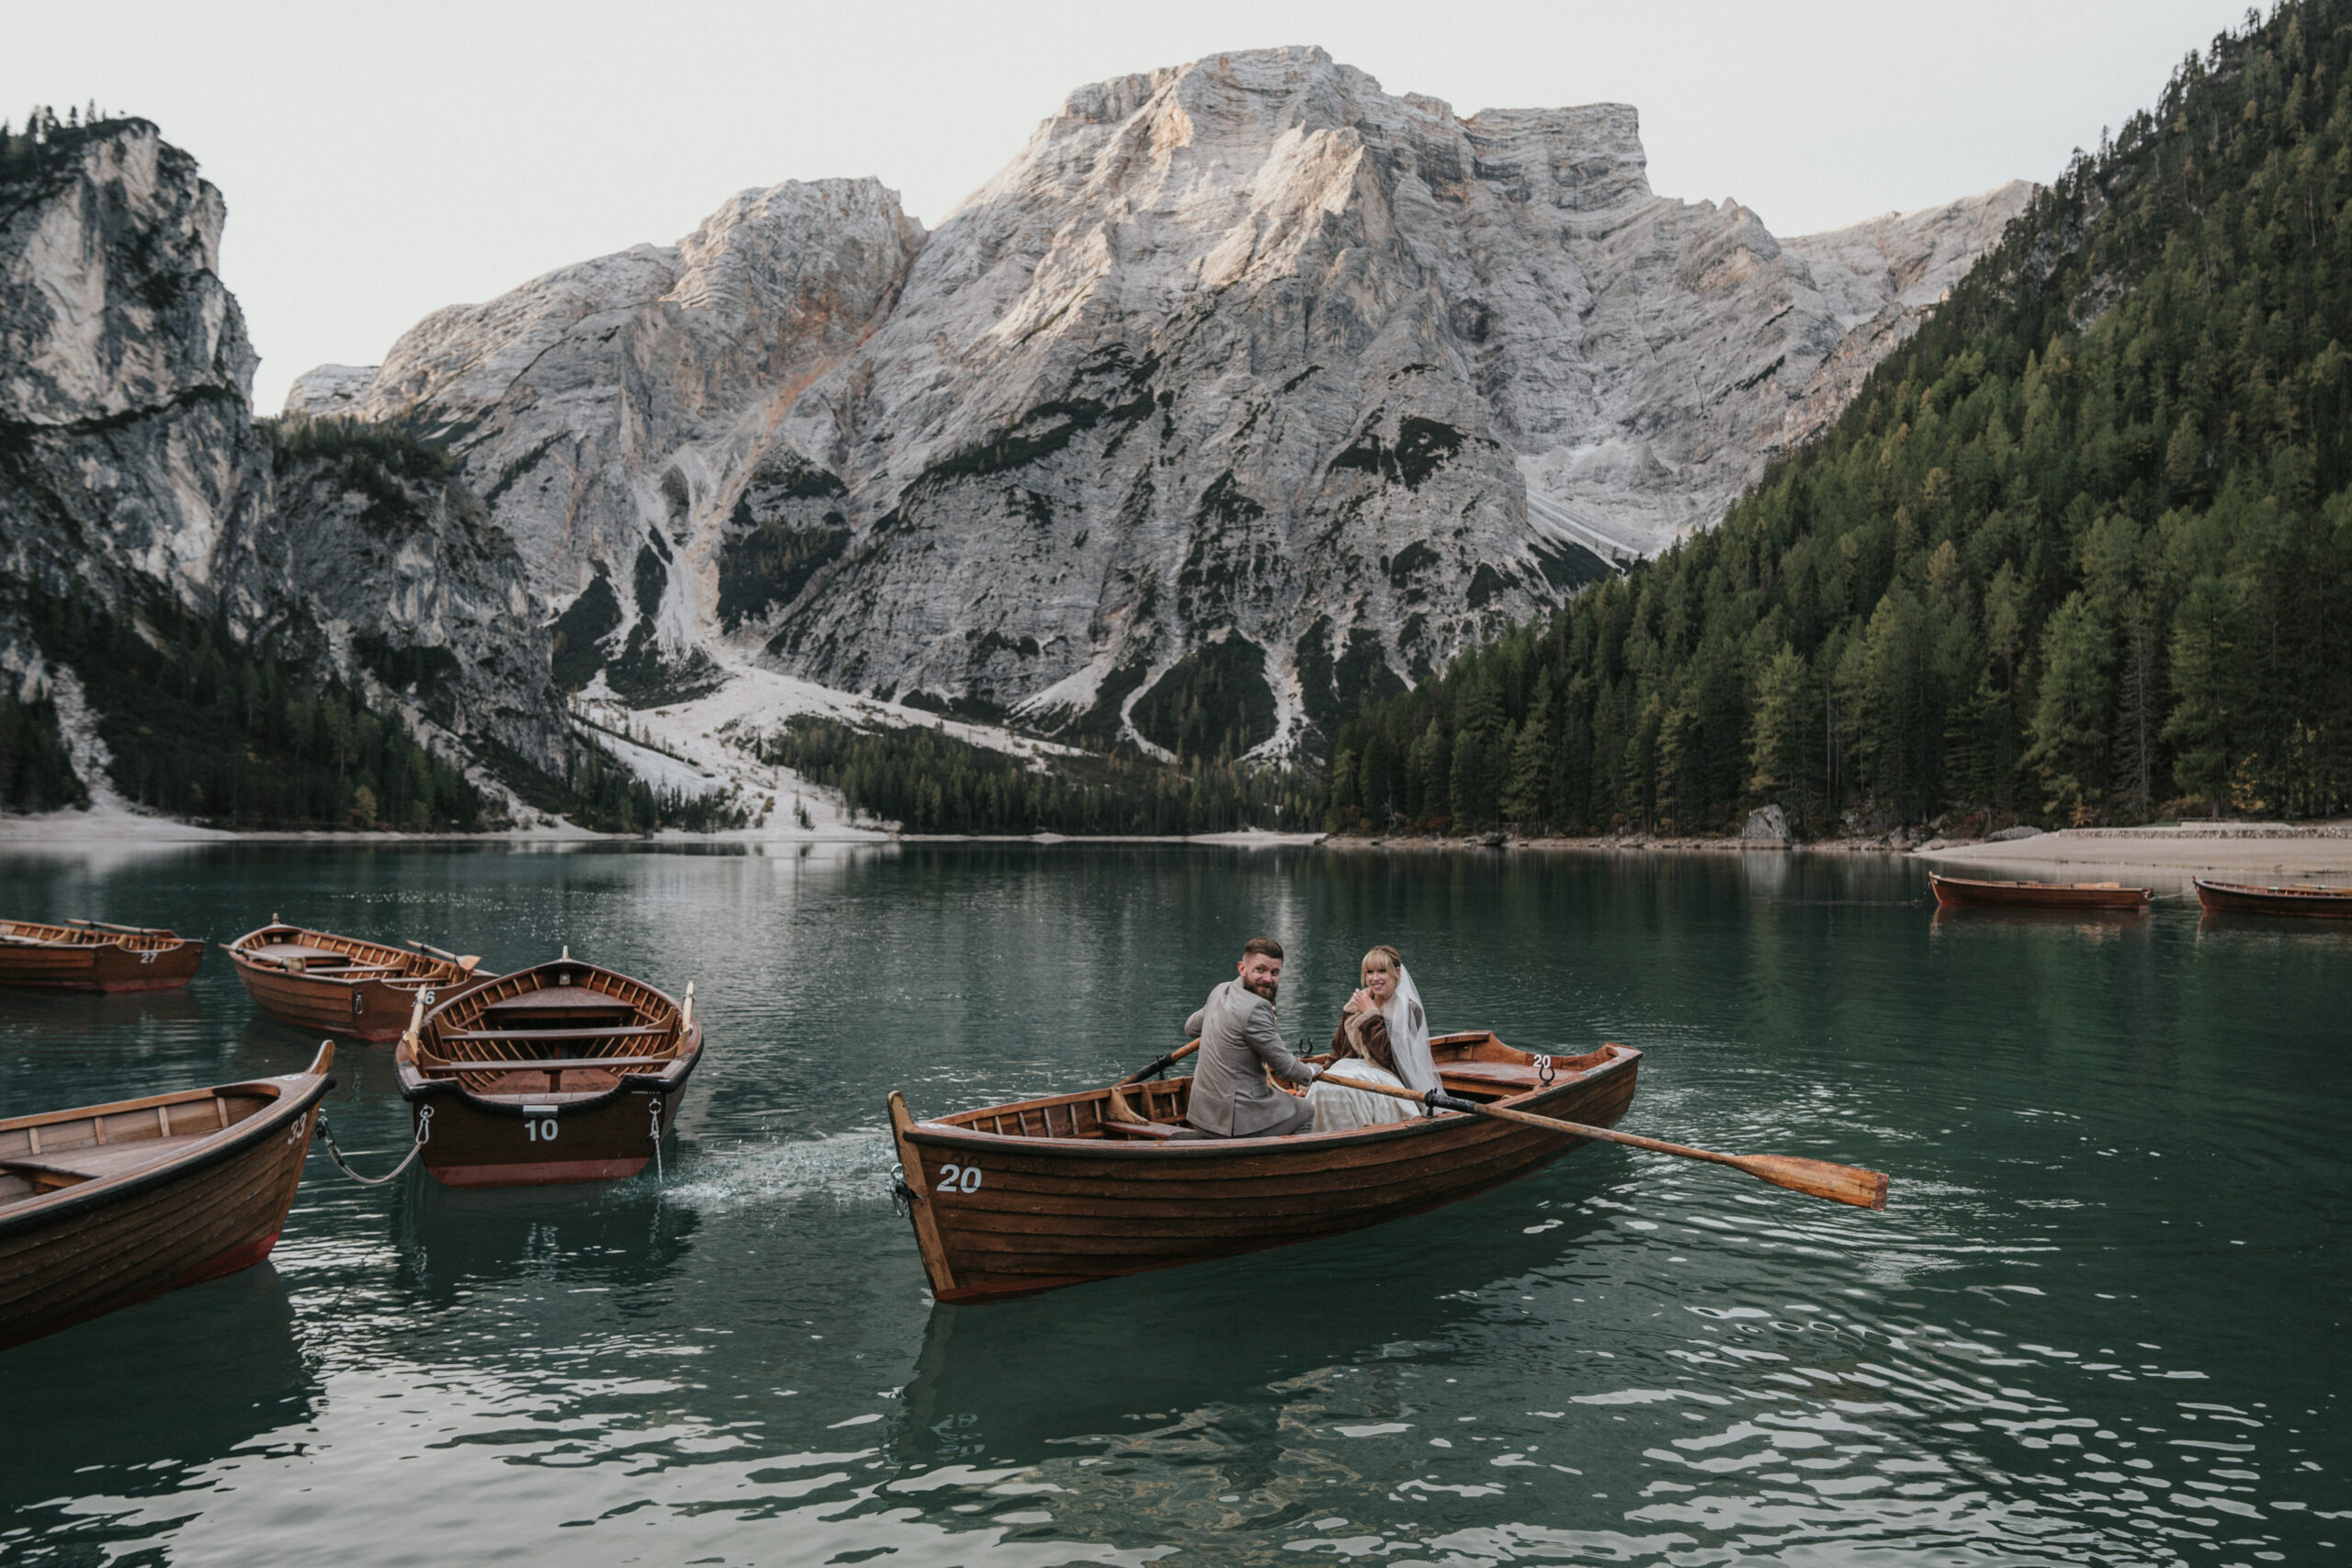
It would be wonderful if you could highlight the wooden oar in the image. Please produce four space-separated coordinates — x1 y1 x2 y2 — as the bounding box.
66 917 171 936
407 939 481 971
1118 1040 1199 1085
1342 1077 1890 1211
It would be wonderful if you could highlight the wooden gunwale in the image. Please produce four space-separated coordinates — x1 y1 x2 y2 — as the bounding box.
891 1034 1639 1302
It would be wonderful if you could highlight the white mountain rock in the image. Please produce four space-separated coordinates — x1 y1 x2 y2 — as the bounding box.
301 47 2031 761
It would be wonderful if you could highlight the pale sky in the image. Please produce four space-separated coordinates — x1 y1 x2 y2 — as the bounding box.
14 0 2255 413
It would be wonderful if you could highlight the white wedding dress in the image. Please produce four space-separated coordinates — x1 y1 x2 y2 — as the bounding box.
1308 967 1439 1133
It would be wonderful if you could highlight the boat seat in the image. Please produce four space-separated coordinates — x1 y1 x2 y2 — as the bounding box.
0 1131 218 1180
1101 1119 1182 1140
1438 1062 1549 1092
418 1055 677 1076
438 1025 669 1043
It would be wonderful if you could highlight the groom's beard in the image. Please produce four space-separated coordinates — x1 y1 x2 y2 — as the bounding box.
1243 976 1279 1004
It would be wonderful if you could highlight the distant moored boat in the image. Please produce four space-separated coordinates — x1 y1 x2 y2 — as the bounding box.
0 1043 334 1350
394 956 701 1188
2193 878 2352 918
1928 874 2154 910
226 920 494 1042
0 919 204 992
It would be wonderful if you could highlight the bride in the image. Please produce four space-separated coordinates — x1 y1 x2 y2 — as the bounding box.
1308 945 1438 1133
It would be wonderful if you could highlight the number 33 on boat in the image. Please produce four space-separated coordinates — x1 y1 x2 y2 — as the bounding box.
392 955 702 1188
887 1032 1892 1303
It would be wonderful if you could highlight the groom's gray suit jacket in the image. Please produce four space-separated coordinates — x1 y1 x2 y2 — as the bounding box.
1184 979 1317 1136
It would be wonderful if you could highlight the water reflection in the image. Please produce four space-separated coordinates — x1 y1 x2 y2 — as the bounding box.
1931 904 2152 942
0 1263 316 1545
387 1179 699 1303
0 984 207 1058
899 1202 1624 1464
0 843 2342 1566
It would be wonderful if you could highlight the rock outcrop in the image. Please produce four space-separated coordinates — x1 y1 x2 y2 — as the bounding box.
309 49 2031 761
0 117 570 806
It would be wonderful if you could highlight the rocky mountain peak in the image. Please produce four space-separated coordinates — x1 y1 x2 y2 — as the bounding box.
291 50 2033 763
0 118 254 430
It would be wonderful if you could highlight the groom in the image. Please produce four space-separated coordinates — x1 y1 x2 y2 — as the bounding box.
1179 937 1321 1138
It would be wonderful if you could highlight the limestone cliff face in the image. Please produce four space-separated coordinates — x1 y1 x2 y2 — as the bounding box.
298 179 928 706
0 118 567 794
301 48 2032 760
0 120 266 619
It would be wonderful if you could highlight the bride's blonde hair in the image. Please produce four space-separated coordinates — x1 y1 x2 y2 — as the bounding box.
1361 945 1403 977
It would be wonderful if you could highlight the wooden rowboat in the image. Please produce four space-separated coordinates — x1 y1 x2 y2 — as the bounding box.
1928 874 2153 909
394 956 701 1188
888 1032 1639 1303
228 920 495 1042
0 918 204 992
2194 877 2352 918
0 1043 334 1350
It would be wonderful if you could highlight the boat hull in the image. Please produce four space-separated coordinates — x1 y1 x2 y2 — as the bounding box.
2194 878 2352 918
891 1043 1640 1303
0 1049 332 1351
0 937 203 993
232 962 442 1041
227 924 489 1041
405 1069 694 1188
1929 874 2152 909
396 959 702 1189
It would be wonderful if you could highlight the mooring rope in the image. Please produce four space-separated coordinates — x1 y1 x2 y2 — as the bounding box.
318 1105 431 1186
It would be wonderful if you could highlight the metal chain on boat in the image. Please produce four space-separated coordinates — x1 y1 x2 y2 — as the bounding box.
647 1095 665 1185
317 1104 431 1186
888 1163 914 1214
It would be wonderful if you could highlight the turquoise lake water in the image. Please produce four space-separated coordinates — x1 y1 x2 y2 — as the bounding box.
0 841 2344 1566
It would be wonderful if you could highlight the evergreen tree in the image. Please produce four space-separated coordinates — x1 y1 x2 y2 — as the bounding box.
1328 1 2352 834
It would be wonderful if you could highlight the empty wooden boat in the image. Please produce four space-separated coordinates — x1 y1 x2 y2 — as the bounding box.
888 1032 1640 1304
2194 877 2352 918
393 955 701 1188
228 919 494 1042
1928 874 2154 909
0 1043 333 1350
0 918 204 992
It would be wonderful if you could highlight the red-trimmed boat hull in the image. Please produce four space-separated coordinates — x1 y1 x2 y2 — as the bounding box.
228 923 491 1041
0 920 204 992
2194 878 2352 918
890 1036 1641 1303
0 1046 334 1350
396 958 701 1189
1929 874 2153 909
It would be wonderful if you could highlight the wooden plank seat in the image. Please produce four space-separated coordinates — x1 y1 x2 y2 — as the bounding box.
1 1131 217 1179
1439 1062 1547 1092
437 1025 672 1043
1100 1119 1183 1140
481 987 627 1011
416 1055 678 1076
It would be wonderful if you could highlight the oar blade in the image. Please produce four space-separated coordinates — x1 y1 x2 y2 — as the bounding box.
1730 1155 1889 1211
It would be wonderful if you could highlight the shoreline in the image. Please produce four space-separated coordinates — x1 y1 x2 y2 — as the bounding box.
5 807 2347 883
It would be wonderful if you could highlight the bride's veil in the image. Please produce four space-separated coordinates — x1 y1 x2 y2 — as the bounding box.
1385 966 1438 1091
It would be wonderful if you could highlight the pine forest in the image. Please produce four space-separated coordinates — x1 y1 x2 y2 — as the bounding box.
1328 1 2352 838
